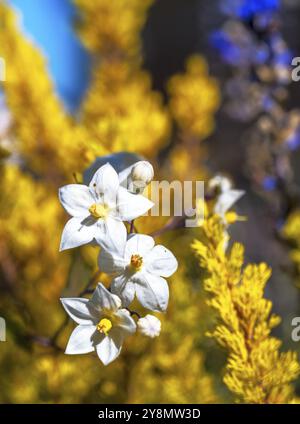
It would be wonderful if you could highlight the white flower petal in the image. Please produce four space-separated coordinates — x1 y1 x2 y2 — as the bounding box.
89 283 119 312
111 274 135 307
125 234 155 260
59 217 96 251
115 309 136 334
145 245 178 277
59 184 94 217
214 190 245 216
96 331 123 365
111 294 122 309
209 175 232 192
135 272 169 312
89 163 119 207
60 298 95 325
116 186 154 221
95 217 127 254
98 248 127 274
65 325 96 354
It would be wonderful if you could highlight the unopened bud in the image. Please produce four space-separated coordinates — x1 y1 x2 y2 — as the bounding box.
131 161 154 193
137 314 161 338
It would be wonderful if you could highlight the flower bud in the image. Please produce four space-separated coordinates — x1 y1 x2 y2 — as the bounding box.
130 161 154 193
137 314 161 338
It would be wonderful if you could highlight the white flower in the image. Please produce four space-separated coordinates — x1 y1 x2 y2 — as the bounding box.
208 175 245 221
61 283 136 365
208 175 232 193
119 160 154 194
98 234 178 312
137 315 161 338
59 163 153 251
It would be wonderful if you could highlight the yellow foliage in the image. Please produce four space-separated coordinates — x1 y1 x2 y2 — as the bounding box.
192 214 300 403
74 0 154 58
0 0 293 406
282 210 300 286
81 61 170 156
0 3 104 178
0 0 219 402
0 164 72 341
168 55 220 139
0 1 171 178
123 267 218 404
0 165 68 291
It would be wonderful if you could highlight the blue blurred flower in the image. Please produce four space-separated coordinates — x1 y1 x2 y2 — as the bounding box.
210 30 242 66
262 176 277 191
222 0 280 20
254 11 276 30
210 27 269 67
273 50 293 66
254 45 269 64
262 95 276 112
286 130 300 151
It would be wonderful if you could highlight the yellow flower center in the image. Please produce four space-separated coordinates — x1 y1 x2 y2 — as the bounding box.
89 203 109 219
97 318 112 336
225 211 247 224
130 254 143 271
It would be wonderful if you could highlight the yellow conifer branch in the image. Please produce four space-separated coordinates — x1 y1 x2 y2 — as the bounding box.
192 214 300 403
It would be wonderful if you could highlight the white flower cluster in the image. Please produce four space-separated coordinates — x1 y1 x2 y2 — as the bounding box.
59 161 178 365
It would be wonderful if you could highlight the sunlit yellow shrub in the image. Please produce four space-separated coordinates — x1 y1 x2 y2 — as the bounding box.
0 165 67 291
168 55 220 139
81 61 170 156
74 0 154 58
192 213 300 403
